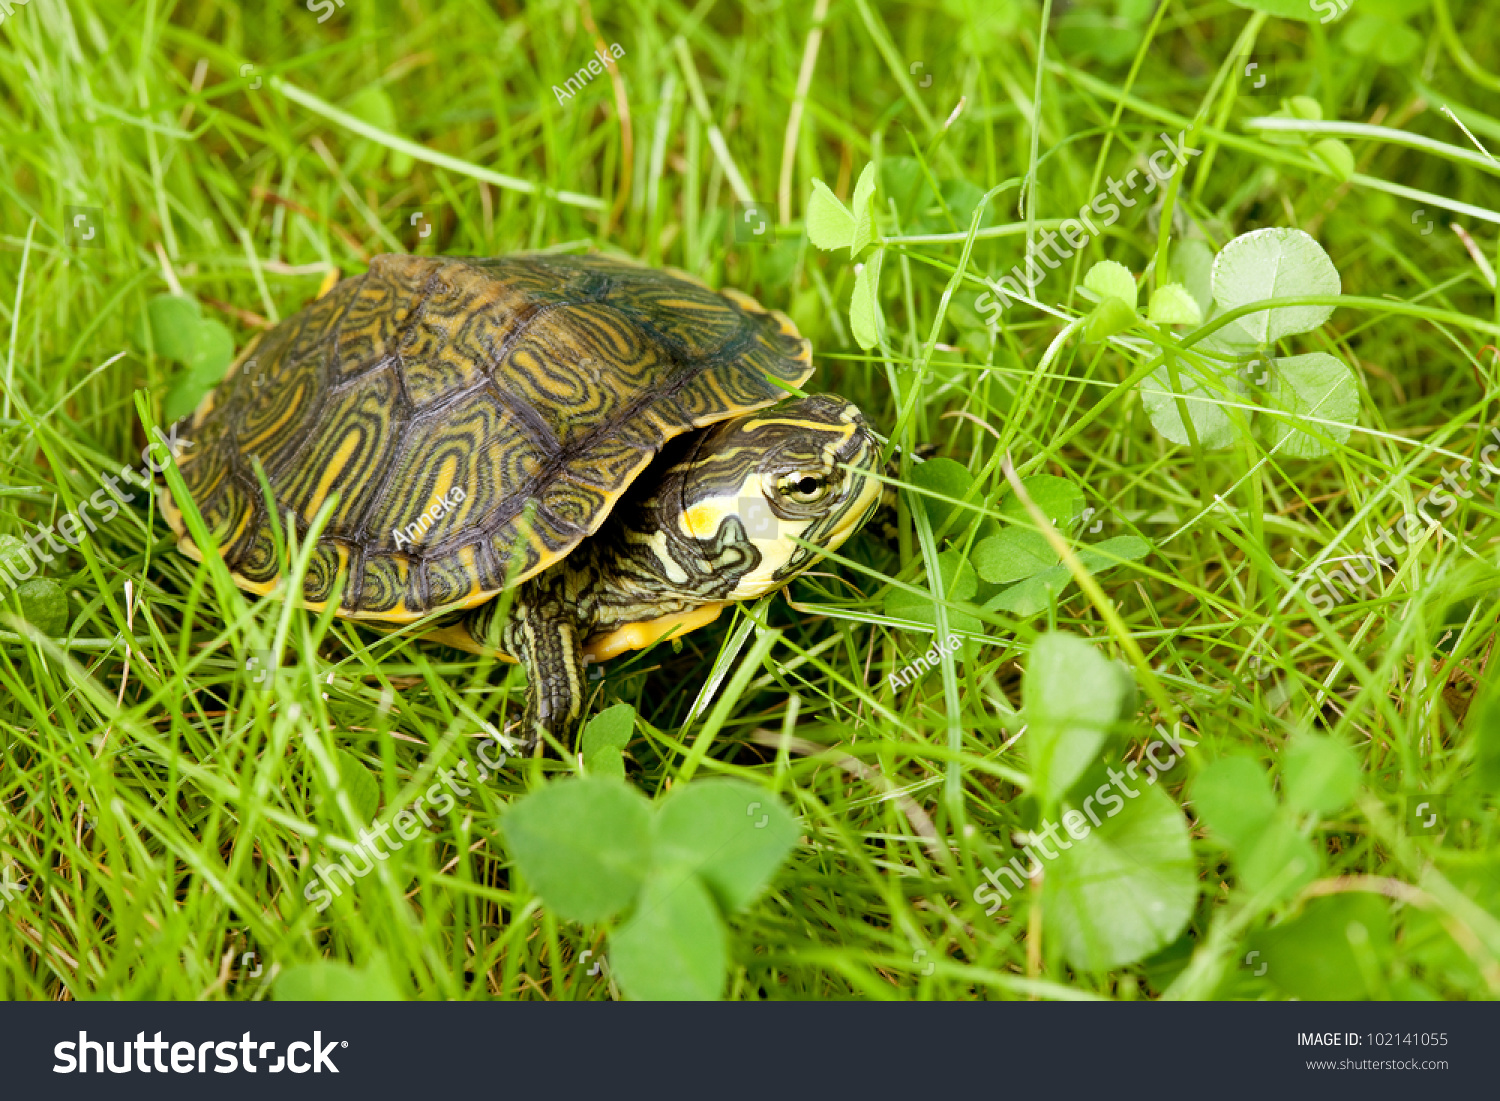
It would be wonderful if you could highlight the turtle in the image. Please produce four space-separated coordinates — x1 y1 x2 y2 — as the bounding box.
159 252 882 750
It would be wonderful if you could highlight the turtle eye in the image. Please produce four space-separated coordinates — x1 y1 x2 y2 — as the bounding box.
778 472 831 504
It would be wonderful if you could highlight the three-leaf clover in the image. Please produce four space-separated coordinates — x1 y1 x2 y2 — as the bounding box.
1191 732 1358 906
1142 227 1356 458
501 770 799 1000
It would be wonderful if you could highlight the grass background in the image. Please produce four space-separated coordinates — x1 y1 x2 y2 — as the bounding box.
1 0 1499 999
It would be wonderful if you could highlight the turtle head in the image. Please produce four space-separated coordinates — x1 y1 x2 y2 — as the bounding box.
676 395 882 600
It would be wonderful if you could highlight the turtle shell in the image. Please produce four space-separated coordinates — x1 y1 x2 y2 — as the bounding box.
159 252 813 622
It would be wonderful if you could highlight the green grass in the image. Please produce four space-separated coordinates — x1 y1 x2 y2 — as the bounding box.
2 0 1500 1000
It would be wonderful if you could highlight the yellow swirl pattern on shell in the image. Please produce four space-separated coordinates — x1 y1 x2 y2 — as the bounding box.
163 252 814 622
330 264 421 380
236 525 281 584
272 366 402 528
236 351 319 468
359 395 539 553
355 550 410 615
395 278 503 403
302 541 349 605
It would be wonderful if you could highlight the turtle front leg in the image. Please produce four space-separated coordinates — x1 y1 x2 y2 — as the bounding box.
434 577 590 753
503 601 586 753
454 579 587 753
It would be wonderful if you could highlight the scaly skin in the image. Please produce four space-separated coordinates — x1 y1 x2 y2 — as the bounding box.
454 395 882 751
